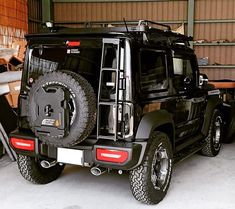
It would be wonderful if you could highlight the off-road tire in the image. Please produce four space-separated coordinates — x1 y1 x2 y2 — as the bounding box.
61 70 96 140
129 132 173 205
201 109 222 157
28 71 96 147
17 154 64 184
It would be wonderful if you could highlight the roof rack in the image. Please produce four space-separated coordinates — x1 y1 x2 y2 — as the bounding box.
40 20 191 47
137 20 171 31
53 20 171 31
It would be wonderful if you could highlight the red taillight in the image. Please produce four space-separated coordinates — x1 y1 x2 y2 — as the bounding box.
96 148 129 163
66 41 80 47
10 138 35 151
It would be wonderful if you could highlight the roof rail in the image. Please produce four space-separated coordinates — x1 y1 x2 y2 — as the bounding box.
138 20 171 31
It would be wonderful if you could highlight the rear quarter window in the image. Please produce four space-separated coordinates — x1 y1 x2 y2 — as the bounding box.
140 49 168 92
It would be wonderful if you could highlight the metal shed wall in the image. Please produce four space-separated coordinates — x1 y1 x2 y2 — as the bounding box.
28 0 42 34
194 0 235 80
53 1 187 23
52 0 235 80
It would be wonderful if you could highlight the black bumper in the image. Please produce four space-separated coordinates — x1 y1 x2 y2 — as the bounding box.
10 130 147 170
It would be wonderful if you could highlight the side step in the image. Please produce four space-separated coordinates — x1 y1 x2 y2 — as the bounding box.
173 141 206 166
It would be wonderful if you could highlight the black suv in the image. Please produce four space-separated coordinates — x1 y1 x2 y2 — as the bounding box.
10 20 224 204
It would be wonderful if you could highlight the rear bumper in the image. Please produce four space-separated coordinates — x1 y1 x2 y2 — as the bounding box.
10 130 147 170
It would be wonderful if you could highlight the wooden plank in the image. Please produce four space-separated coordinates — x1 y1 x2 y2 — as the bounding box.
209 81 235 89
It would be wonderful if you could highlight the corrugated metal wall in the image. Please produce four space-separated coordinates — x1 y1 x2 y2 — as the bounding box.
52 0 235 80
194 0 235 80
0 0 27 47
54 1 187 23
28 0 42 34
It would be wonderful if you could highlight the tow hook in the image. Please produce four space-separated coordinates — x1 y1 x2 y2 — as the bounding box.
90 166 107 176
40 160 57 169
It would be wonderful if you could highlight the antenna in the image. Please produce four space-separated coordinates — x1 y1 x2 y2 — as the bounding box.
123 18 129 33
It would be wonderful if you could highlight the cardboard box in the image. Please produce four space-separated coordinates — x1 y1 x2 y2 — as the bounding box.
5 93 19 108
4 80 21 108
0 83 10 95
0 58 8 73
0 58 7 65
12 40 26 61
8 56 23 71
8 80 21 93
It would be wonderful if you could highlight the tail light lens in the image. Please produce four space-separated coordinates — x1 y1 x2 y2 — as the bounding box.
10 138 35 151
96 148 128 163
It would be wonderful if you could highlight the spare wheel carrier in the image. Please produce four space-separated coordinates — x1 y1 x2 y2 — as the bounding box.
27 71 96 147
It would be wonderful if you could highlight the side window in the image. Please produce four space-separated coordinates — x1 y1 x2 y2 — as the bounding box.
140 49 167 92
173 56 195 91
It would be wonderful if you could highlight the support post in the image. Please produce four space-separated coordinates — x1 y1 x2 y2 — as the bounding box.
42 0 53 23
187 0 195 48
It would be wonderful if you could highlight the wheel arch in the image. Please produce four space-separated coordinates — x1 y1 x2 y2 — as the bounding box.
202 96 223 137
221 101 235 142
154 123 175 149
135 110 175 146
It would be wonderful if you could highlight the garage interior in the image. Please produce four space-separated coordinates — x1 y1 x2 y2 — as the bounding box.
0 0 235 209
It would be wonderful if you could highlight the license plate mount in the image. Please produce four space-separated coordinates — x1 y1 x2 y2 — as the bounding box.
57 148 84 165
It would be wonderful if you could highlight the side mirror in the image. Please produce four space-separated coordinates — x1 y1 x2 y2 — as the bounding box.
199 74 208 86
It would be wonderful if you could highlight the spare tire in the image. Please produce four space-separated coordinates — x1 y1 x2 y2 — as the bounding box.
27 71 96 147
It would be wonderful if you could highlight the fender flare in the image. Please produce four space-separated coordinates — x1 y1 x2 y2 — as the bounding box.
222 101 235 142
135 109 175 141
202 96 223 136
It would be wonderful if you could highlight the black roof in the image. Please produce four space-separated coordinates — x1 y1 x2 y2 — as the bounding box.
26 20 192 47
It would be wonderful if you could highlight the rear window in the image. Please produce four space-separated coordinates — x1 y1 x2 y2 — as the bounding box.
27 39 102 82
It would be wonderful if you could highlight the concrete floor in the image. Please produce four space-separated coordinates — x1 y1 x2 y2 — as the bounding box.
0 142 235 209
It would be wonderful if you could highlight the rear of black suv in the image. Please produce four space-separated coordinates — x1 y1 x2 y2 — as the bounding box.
10 21 224 205
10 32 147 173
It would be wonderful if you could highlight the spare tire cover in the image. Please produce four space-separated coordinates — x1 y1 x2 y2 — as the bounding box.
28 71 96 147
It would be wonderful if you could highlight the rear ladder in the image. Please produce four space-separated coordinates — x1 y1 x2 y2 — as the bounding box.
97 38 124 141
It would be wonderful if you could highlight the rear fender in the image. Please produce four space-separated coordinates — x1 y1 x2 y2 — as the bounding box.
202 96 223 136
135 110 175 142
221 102 235 141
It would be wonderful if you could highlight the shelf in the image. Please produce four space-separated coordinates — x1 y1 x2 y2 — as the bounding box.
194 42 235 46
199 65 235 69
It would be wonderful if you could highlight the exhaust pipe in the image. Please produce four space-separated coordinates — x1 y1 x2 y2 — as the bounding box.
40 160 57 169
90 166 107 176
